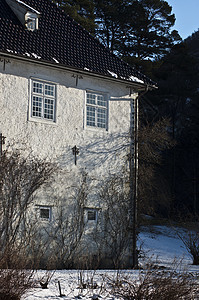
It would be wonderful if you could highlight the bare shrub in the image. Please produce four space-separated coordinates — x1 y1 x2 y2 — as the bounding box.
24 172 89 269
78 269 98 290
0 149 56 266
50 173 87 268
0 244 38 299
39 270 55 289
105 268 195 300
96 174 131 269
179 231 199 265
0 268 35 300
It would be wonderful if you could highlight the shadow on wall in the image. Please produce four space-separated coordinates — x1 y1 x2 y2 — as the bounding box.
58 131 130 175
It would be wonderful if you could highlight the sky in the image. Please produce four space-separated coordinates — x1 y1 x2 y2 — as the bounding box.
167 0 199 40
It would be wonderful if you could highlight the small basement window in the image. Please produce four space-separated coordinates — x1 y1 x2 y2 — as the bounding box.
87 209 98 222
39 206 52 221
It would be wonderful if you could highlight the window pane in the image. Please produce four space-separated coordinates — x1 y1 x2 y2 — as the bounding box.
33 82 43 94
45 84 55 97
40 208 50 219
27 18 36 30
87 106 95 126
88 210 97 221
87 93 96 105
44 98 54 120
97 108 106 128
97 95 106 107
32 96 42 117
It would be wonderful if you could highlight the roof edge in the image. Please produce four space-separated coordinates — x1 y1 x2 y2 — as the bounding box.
0 51 157 91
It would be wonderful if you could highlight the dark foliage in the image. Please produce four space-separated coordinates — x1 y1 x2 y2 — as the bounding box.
144 36 199 218
53 0 181 60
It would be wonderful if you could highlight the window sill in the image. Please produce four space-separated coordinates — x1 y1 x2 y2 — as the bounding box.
28 116 58 126
85 125 108 133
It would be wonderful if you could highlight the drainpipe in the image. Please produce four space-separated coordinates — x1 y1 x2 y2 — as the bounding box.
0 133 6 158
130 85 148 268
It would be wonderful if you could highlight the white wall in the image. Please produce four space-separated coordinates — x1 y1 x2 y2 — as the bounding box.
0 58 136 174
1 57 136 241
0 57 138 265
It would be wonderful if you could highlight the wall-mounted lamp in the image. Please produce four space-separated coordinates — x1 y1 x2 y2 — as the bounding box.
72 145 79 165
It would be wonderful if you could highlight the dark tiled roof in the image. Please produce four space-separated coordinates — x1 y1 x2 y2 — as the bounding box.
0 0 156 87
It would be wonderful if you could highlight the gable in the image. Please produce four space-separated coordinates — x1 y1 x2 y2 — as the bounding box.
0 0 156 89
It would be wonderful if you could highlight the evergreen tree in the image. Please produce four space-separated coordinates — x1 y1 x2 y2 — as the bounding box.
146 41 199 217
151 43 197 137
52 0 95 34
123 0 181 59
94 0 181 59
94 0 128 52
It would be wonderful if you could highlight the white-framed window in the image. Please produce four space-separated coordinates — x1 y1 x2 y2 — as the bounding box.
39 206 52 221
86 91 108 130
25 11 40 31
30 79 56 122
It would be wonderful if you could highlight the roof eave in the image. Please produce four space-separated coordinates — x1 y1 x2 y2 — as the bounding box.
0 51 157 91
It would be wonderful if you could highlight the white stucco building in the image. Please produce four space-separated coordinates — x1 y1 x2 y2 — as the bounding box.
0 0 156 267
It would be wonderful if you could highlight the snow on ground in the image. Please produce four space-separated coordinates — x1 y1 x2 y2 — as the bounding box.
139 225 191 266
23 225 199 299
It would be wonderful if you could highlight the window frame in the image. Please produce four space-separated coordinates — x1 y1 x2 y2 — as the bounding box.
85 90 108 131
29 78 57 124
39 206 52 221
85 208 98 222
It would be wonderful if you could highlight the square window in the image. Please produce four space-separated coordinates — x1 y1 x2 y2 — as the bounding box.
86 91 108 130
45 84 55 97
87 210 98 221
39 206 52 221
33 82 43 94
31 79 56 122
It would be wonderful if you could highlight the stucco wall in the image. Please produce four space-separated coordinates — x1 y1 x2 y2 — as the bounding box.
0 58 136 266
1 58 136 174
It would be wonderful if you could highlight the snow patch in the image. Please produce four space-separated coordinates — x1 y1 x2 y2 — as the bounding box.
107 70 118 78
53 57 59 63
128 75 144 84
7 49 17 54
84 67 91 71
23 225 199 299
31 53 41 59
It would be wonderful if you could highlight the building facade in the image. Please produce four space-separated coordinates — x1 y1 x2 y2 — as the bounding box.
0 0 156 268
